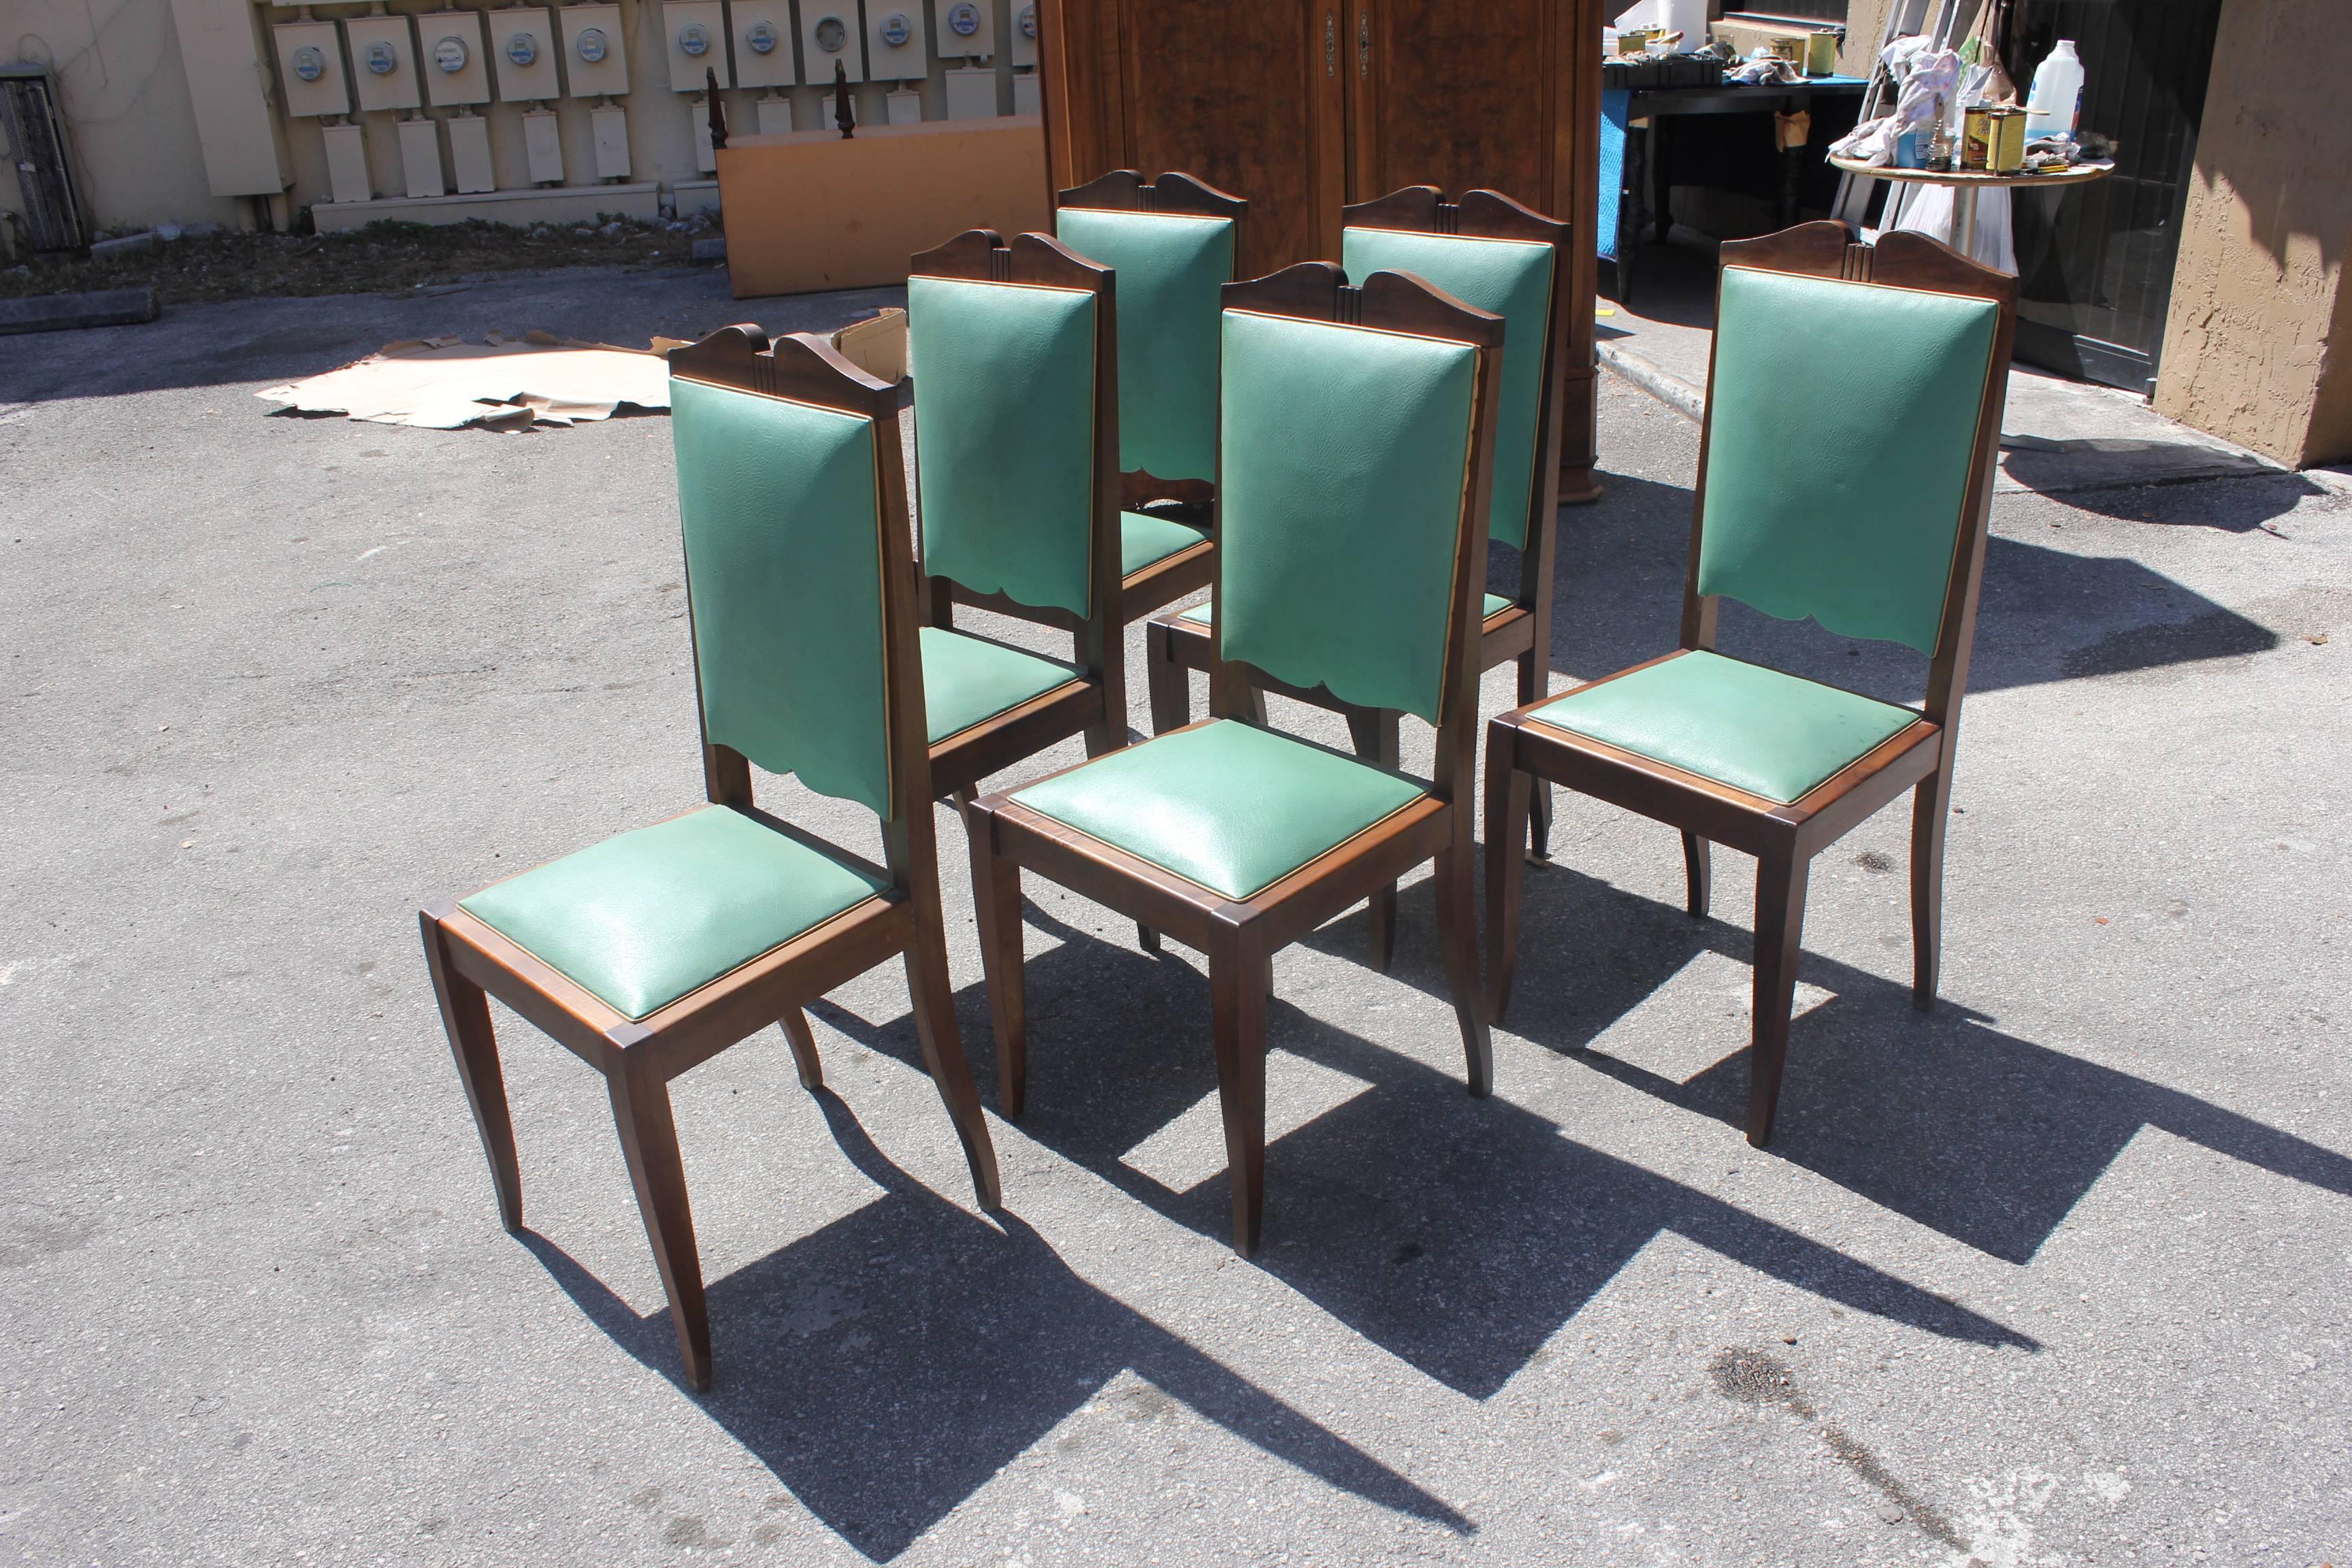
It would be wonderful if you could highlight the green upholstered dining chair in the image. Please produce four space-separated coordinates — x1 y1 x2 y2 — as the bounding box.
1053 169 1246 621
417 328 1000 1390
906 230 1132 802
1143 186 1574 968
962 265 1507 1258
1484 223 2019 1147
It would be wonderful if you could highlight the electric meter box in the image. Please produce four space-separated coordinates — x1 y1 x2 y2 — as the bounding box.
663 1 730 91
866 5 928 81
934 0 992 59
419 13 491 107
490 10 560 101
561 3 630 97
732 0 797 88
801 4 864 84
272 20 350 118
1010 2 1039 67
346 14 423 113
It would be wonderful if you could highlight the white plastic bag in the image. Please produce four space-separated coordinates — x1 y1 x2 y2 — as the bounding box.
1886 182 2016 274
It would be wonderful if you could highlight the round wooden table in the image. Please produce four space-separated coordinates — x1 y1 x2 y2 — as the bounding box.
1828 156 2114 261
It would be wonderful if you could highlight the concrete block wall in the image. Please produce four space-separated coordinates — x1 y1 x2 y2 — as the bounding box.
1 0 1038 235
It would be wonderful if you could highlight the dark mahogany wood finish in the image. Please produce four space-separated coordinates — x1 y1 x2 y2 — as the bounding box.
962 266 1505 1258
1032 0 1605 498
1482 223 2021 1148
421 329 1002 1390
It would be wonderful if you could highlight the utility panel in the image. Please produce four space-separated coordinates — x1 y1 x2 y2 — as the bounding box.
866 5 928 82
447 112 495 191
1010 3 1038 67
663 1 729 91
732 0 795 89
561 4 630 96
271 19 350 117
490 10 559 101
935 0 992 60
346 14 422 114
801 3 863 84
419 13 491 107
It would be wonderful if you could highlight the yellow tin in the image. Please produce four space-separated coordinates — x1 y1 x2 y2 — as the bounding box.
1961 106 1993 170
1988 106 2029 172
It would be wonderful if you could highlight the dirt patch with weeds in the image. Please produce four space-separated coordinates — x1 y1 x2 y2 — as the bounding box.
1 215 719 306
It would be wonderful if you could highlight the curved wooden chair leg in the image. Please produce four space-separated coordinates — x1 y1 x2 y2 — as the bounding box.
421 909 521 1233
1682 831 1713 918
1482 728 1529 1025
965 808 1029 1121
779 1008 824 1091
1746 852 1810 1148
1514 652 1553 860
1910 772 1948 1010
903 894 1003 1211
1435 838 1494 1096
1210 943 1271 1258
1145 619 1190 737
1528 781 1554 860
606 1064 710 1390
1345 707 1401 972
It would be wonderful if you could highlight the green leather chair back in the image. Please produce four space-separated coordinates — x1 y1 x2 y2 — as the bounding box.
1698 265 2000 656
906 275 1100 618
671 376 893 817
1056 207 1235 484
1341 227 1553 549
1216 308 1480 725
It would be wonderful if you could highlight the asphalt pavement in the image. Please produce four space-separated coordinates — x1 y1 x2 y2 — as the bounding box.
1 265 2347 1567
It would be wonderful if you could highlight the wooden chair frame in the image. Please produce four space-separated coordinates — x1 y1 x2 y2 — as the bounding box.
963 265 1505 1258
908 229 1131 795
1484 223 2020 1148
1055 168 1249 623
1141 186 1575 970
420 329 1000 1390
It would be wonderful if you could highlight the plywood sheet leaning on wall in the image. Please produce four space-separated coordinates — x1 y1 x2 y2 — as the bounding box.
715 118 1051 297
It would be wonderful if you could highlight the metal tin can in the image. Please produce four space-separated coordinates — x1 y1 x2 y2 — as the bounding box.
1989 106 2029 173
1961 105 1993 171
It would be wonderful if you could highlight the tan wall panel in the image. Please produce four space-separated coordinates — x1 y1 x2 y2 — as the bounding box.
2153 0 2351 468
0 0 248 231
716 116 1049 297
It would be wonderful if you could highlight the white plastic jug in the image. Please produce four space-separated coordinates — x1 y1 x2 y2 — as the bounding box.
2025 39 2084 138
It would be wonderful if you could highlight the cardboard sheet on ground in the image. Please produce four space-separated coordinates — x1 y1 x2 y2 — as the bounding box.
256 331 687 429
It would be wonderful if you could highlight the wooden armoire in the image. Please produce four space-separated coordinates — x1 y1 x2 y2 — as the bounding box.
1032 0 1606 500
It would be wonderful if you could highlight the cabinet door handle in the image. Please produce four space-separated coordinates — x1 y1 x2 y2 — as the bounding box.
1325 10 1336 76
1358 11 1370 78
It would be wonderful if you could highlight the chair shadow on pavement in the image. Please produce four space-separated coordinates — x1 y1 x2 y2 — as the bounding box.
1545 471 2286 700
521 1088 1469 1563
1311 855 2352 1271
813 906 2036 1409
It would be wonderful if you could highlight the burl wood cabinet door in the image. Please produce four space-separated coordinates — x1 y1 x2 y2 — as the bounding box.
1039 0 1348 276
1342 0 1568 214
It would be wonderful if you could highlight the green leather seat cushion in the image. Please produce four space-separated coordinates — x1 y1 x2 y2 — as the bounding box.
459 806 885 1021
1527 650 1920 804
921 625 1083 744
1178 591 1512 627
1122 510 1209 578
1011 719 1427 900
